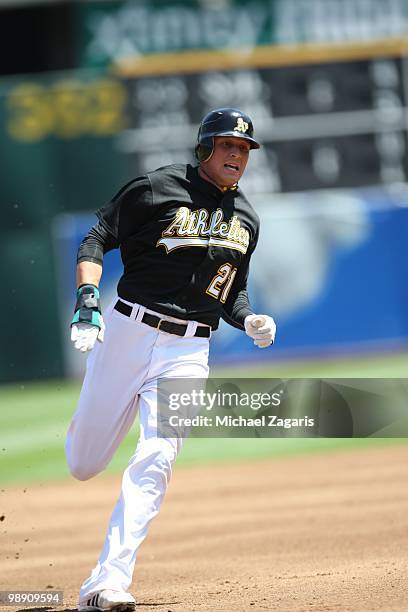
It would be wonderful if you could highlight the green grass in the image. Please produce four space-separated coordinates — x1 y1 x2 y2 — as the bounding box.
1 351 408 485
215 350 408 378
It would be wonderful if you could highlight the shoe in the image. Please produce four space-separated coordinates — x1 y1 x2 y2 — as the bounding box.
78 589 136 611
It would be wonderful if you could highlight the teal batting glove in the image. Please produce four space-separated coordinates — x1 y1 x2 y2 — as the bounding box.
70 285 105 352
71 284 103 329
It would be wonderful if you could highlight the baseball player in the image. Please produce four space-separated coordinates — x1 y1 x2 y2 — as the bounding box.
66 108 276 611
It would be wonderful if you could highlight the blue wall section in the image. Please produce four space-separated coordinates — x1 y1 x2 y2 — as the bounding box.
276 208 408 347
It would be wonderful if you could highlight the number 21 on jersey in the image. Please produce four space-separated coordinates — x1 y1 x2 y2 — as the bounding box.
206 263 237 304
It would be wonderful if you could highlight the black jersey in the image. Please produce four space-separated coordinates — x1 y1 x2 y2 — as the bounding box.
78 164 260 330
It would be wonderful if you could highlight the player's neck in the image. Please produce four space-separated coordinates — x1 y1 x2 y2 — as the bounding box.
198 166 236 192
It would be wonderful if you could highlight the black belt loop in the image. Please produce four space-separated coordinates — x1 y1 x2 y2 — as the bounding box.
114 300 211 338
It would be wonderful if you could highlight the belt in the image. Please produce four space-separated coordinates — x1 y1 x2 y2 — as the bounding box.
114 300 211 338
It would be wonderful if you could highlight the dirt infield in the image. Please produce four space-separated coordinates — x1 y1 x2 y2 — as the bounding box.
1 445 408 612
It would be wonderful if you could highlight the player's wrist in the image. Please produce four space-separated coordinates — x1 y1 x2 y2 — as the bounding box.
76 283 100 297
72 284 103 329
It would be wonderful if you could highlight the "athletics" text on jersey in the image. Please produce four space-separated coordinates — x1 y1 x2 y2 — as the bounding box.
157 207 250 254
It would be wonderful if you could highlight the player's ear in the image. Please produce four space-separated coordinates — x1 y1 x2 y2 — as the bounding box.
196 144 213 162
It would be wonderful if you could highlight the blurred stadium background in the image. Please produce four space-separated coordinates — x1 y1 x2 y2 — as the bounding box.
1 0 408 484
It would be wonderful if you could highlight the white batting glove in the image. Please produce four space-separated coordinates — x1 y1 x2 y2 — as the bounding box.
71 320 105 353
244 314 276 349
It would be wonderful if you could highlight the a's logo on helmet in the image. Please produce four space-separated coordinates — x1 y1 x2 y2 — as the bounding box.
234 117 249 133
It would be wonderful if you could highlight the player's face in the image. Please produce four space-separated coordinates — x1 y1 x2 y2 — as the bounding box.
200 136 251 189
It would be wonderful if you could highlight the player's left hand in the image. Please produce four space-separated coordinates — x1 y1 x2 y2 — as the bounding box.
244 314 276 348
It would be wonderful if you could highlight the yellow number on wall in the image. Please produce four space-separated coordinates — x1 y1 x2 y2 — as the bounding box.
7 84 53 143
6 78 128 142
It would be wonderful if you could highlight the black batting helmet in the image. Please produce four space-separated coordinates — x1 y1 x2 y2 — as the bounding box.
195 108 260 162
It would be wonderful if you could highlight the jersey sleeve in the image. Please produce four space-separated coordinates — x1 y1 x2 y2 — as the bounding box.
77 221 118 264
221 225 259 331
77 176 152 265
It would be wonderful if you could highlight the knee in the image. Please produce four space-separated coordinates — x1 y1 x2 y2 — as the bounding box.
66 447 103 481
155 437 178 462
150 439 180 481
65 434 104 481
132 438 178 478
67 459 99 481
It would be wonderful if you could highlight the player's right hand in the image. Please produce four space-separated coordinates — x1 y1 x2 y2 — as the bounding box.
70 284 104 352
71 321 105 352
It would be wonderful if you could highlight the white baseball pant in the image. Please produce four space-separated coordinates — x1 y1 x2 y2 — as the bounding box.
65 298 210 598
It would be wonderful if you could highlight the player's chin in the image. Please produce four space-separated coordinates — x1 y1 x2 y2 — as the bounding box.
221 170 241 186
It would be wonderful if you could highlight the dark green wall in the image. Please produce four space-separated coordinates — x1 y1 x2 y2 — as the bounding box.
0 73 128 382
